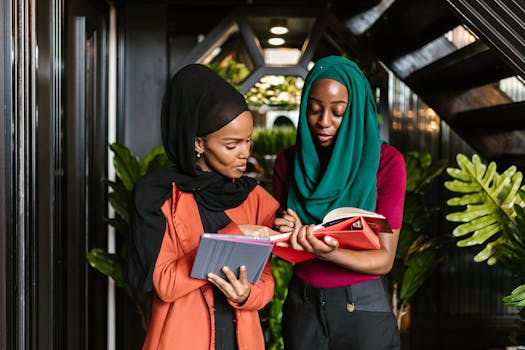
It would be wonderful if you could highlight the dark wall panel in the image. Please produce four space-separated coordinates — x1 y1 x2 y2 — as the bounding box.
120 5 172 348
64 1 109 349
123 3 168 159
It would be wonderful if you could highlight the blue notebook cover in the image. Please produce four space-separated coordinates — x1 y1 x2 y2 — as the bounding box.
191 233 273 283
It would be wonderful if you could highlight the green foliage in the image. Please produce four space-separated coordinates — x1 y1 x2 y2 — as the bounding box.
396 152 449 259
252 126 296 156
251 127 297 182
260 257 293 350
86 143 173 331
208 59 303 107
207 60 250 89
390 151 452 324
445 153 525 342
503 284 525 308
245 75 302 108
398 235 450 302
444 154 525 265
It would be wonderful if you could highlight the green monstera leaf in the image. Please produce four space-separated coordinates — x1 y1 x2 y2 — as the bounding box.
446 154 525 322
445 154 525 265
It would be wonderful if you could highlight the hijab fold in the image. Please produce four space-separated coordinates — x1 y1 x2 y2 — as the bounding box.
287 56 380 224
127 64 257 291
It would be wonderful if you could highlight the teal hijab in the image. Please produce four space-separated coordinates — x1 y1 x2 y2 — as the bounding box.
287 56 381 224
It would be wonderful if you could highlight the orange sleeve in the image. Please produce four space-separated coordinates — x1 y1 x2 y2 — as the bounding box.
254 185 280 227
152 201 206 303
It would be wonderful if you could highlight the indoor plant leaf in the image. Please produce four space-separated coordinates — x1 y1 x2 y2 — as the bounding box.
503 284 525 306
104 216 129 239
444 153 525 263
399 251 442 302
390 151 451 323
110 143 142 191
108 190 131 223
86 248 127 289
87 143 178 331
140 145 173 175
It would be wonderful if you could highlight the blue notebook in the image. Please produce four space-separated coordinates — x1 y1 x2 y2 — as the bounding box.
191 233 274 283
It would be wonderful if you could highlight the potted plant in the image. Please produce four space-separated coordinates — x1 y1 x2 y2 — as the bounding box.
389 151 453 331
445 153 525 344
251 126 296 178
86 143 173 331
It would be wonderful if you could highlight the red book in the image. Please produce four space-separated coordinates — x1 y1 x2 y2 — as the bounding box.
270 207 392 263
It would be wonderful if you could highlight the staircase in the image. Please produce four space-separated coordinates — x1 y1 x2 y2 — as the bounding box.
166 0 525 170
344 0 525 169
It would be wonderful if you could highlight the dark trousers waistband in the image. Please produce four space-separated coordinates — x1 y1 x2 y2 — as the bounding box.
289 276 392 313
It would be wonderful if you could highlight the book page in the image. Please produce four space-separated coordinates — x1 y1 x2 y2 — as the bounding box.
322 206 385 224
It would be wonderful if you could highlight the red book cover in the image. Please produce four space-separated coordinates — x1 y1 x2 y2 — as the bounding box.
270 208 391 263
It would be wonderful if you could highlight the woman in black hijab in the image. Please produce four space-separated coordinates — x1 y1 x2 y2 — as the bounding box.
127 64 278 350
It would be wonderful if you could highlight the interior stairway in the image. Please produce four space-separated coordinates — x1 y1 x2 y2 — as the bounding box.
343 0 525 169
168 0 525 170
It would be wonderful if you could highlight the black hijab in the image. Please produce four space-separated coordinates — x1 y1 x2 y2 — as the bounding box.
127 64 258 291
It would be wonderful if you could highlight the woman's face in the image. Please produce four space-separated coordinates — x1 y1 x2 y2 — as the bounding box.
195 111 253 179
307 78 348 148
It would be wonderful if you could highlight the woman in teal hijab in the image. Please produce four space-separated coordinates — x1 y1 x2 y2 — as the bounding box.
288 56 380 223
272 56 406 349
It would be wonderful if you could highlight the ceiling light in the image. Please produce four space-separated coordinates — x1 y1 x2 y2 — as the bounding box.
264 48 301 65
269 18 289 35
268 37 285 46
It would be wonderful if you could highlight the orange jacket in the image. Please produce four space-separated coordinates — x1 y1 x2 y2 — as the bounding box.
143 183 278 350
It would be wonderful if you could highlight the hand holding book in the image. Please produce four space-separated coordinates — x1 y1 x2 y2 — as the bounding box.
270 207 392 263
274 208 303 233
272 224 341 258
190 207 392 282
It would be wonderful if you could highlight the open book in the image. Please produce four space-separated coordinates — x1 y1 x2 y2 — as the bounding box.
270 207 392 263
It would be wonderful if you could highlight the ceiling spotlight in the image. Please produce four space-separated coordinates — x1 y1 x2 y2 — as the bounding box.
269 18 289 35
268 37 285 46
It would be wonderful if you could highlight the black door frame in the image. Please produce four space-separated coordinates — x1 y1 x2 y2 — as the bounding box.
1 0 13 346
1 0 110 348
64 1 109 349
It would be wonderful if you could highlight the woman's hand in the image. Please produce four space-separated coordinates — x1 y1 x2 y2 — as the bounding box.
238 224 280 237
207 265 251 304
274 208 303 233
286 224 339 258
